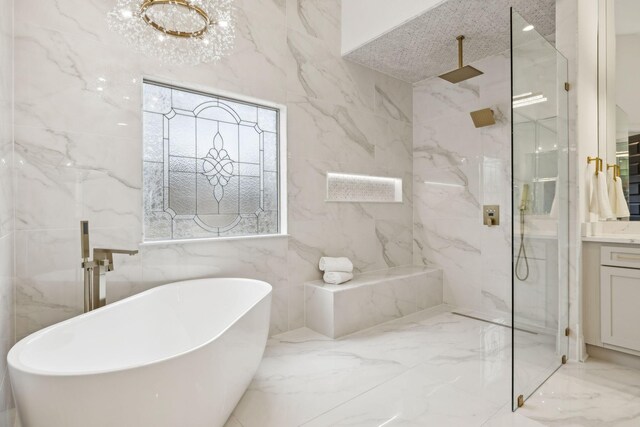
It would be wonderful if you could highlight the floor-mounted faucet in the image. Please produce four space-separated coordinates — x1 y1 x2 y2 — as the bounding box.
80 221 139 312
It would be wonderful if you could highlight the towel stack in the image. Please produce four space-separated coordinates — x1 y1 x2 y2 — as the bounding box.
319 257 354 285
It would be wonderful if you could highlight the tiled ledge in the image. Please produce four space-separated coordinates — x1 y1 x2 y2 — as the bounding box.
305 266 443 338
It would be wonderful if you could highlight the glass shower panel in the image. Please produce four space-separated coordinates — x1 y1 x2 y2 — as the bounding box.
511 9 569 410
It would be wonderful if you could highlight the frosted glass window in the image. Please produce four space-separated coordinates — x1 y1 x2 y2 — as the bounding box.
142 81 284 241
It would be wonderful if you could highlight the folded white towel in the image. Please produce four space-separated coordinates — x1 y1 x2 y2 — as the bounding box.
614 177 630 218
323 271 353 285
318 257 353 273
596 170 615 220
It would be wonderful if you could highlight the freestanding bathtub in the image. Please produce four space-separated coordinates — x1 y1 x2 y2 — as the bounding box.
8 278 272 427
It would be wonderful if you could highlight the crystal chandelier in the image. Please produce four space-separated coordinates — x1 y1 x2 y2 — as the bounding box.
107 0 236 65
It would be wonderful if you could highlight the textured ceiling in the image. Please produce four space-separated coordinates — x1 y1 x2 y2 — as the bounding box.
344 0 556 83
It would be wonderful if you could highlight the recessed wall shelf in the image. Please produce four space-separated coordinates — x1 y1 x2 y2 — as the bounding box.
326 172 402 203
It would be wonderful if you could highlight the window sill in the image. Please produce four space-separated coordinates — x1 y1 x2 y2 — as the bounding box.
140 233 290 247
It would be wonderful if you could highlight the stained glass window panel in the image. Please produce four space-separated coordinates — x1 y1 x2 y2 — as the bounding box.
142 80 283 241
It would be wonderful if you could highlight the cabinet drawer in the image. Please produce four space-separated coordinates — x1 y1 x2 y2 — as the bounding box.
601 266 640 352
601 246 640 268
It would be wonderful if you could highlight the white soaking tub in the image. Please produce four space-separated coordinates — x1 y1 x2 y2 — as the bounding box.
8 278 272 427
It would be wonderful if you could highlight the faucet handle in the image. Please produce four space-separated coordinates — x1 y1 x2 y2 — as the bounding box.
93 248 139 272
95 248 139 256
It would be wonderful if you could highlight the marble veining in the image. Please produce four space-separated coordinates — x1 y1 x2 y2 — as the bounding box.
228 307 640 427
0 0 14 419
305 266 443 337
13 0 414 340
413 53 513 318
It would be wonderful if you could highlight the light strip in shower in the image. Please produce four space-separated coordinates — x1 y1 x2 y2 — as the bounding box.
423 180 465 188
512 92 547 109
512 92 533 100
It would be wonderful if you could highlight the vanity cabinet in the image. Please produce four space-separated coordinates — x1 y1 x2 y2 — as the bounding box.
601 265 640 352
583 242 640 357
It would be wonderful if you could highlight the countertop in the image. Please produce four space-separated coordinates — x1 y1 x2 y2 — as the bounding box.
582 234 640 244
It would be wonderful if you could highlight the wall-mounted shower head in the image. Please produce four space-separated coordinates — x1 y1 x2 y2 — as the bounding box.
438 35 484 84
470 108 495 128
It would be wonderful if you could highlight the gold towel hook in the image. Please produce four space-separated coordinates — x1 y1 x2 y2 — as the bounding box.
587 156 603 175
607 163 618 181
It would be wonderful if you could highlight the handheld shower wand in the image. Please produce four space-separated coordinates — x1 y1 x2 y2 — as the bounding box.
515 184 530 281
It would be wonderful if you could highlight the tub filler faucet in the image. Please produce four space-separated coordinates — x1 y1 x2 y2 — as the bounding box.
80 221 139 312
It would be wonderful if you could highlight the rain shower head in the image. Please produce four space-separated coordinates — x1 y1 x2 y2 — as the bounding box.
438 36 483 84
470 108 495 128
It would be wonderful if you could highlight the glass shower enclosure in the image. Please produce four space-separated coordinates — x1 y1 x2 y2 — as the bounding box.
510 9 570 410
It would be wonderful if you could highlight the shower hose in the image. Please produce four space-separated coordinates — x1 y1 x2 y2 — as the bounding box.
515 207 530 281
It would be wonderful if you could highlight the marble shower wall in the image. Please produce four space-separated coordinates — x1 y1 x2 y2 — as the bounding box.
0 0 14 420
413 53 513 318
13 0 413 339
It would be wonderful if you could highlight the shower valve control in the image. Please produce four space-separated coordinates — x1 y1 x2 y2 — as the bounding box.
483 205 500 227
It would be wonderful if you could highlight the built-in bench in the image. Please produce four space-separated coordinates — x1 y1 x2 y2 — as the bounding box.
305 265 443 338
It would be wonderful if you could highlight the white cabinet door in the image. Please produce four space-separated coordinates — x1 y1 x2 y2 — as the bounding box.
601 266 640 352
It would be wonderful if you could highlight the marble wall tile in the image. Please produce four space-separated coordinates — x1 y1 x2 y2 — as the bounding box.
413 78 481 123
0 234 15 418
287 218 381 287
285 0 341 55
374 219 413 268
333 283 417 337
413 54 512 316
413 49 568 336
414 217 483 309
304 284 334 337
14 27 143 137
14 126 142 232
376 119 412 174
287 283 305 331
0 137 12 238
374 75 413 123
16 0 127 46
480 226 512 315
15 228 83 340
553 0 581 361
139 238 289 288
147 7 290 104
0 0 14 416
287 96 378 165
286 28 376 112
418 270 445 310
305 267 443 338
13 0 414 343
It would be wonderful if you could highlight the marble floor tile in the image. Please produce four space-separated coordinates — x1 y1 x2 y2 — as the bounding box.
231 307 640 427
302 367 504 427
511 363 640 426
232 329 408 426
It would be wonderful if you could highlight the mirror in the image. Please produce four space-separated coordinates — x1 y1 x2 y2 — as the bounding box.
512 35 564 218
599 0 640 220
513 115 560 216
